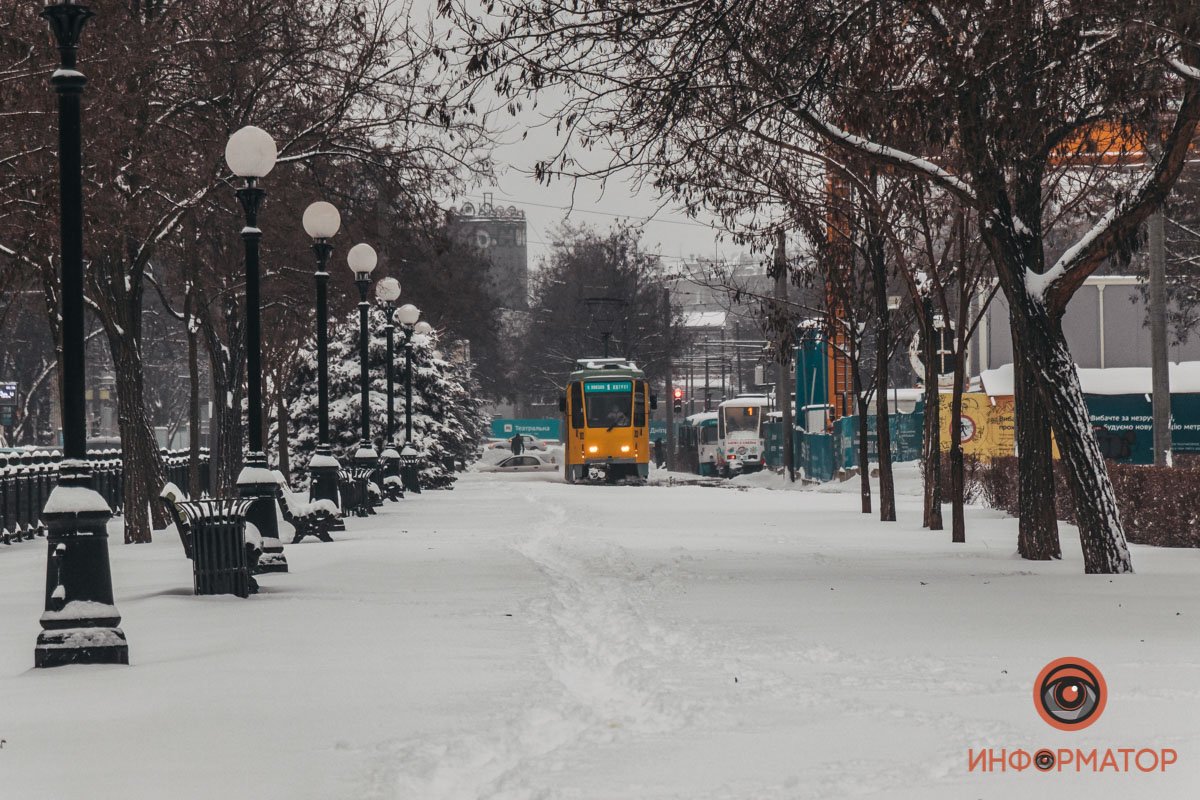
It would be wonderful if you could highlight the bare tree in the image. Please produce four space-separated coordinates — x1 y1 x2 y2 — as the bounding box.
520 222 685 401
2 0 490 538
442 0 1200 573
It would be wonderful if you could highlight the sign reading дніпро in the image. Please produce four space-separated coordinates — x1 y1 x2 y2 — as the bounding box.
490 418 562 441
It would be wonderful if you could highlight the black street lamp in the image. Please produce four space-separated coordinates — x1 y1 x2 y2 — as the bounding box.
395 303 421 443
35 0 129 668
302 201 342 519
348 244 378 468
226 125 287 573
375 278 402 494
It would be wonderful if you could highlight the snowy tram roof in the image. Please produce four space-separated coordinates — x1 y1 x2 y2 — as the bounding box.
979 362 1200 396
686 411 719 424
574 357 639 371
718 395 769 408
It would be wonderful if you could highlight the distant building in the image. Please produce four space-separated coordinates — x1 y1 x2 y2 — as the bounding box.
972 275 1200 373
448 193 529 310
668 256 791 406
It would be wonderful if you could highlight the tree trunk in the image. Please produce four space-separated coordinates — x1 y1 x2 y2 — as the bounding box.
199 302 245 498
1016 302 1128 572
978 186 1128 573
852 357 871 514
276 382 290 483
865 173 896 521
187 304 203 499
949 345 967 543
920 317 943 530
1014 338 1062 560
109 332 166 542
211 382 244 497
873 325 896 522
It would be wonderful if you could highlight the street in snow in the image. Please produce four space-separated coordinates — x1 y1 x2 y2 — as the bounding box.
1 466 1196 799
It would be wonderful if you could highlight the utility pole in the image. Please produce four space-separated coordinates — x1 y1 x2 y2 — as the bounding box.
663 287 675 471
729 323 739 395
775 230 795 481
721 326 728 402
1149 209 1171 466
687 347 694 416
704 338 710 410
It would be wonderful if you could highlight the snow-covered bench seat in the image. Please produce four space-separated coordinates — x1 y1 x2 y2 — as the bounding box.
270 472 339 544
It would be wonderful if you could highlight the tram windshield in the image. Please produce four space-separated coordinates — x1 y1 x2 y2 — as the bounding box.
722 406 762 435
584 381 633 428
699 424 719 444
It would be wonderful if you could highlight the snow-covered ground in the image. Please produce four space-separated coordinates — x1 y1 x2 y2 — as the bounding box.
1 465 1197 799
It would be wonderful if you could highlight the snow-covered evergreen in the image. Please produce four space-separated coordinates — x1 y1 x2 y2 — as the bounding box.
287 306 489 488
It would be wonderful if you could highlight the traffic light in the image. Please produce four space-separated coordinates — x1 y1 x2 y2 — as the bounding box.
672 386 684 414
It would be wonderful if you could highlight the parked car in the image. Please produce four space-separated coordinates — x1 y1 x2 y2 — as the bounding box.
476 453 559 473
484 435 547 451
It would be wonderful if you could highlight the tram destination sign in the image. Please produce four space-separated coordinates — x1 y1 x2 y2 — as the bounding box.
584 380 632 394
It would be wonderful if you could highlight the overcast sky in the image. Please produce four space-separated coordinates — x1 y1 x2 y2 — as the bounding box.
456 119 742 274
418 1 743 273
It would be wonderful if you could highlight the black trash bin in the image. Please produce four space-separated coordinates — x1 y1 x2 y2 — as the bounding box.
175 498 256 597
401 450 422 494
351 467 377 514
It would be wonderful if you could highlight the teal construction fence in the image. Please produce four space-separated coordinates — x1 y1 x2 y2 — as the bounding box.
766 410 924 481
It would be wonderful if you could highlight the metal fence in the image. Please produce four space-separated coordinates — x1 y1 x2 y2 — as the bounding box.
1 448 209 546
769 412 925 482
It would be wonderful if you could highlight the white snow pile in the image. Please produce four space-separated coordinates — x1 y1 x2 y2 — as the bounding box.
41 485 112 515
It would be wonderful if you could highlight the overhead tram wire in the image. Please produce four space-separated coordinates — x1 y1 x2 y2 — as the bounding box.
454 191 724 231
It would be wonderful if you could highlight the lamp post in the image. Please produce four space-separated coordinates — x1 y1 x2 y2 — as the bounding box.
348 244 378 469
375 278 402 495
395 304 421 444
35 0 128 668
302 201 342 520
226 125 287 573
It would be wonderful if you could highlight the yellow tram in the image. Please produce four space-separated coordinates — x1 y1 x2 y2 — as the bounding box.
559 358 655 483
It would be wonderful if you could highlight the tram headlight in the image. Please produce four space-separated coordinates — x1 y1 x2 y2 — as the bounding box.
620 445 631 453
588 445 599 454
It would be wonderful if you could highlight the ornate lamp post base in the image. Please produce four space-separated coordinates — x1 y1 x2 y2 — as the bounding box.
35 626 129 668
308 450 345 530
381 445 403 501
34 473 128 668
401 446 423 495
237 463 288 573
353 444 382 512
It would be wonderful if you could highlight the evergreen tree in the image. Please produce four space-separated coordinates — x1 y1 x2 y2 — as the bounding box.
286 306 488 488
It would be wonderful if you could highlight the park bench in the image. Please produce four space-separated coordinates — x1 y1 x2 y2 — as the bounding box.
380 447 404 502
270 472 339 544
159 483 261 596
365 472 383 511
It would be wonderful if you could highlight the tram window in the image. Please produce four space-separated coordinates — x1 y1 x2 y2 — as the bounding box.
586 392 632 429
634 382 647 427
723 406 760 433
700 426 719 444
569 384 584 429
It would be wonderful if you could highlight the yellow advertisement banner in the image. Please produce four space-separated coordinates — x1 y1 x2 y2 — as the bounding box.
939 393 1016 460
